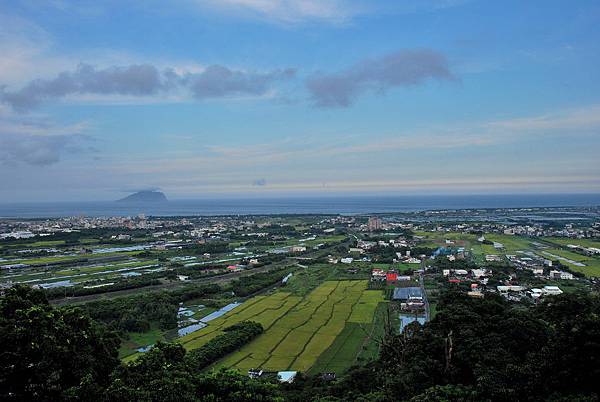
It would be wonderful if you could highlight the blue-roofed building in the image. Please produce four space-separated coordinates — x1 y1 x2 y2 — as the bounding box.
392 287 423 301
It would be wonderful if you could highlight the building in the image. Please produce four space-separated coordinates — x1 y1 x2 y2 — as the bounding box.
542 286 563 296
497 285 526 293
386 273 398 284
549 270 574 280
367 217 382 231
277 371 298 383
392 287 423 301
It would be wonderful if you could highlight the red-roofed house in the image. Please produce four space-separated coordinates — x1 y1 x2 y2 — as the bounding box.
386 273 398 283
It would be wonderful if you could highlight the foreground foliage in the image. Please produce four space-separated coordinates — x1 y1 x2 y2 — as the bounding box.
1 284 599 401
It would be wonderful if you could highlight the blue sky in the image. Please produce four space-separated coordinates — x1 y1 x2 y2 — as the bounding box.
1 0 599 201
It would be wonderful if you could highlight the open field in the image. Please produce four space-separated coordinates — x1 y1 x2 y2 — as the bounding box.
178 280 383 373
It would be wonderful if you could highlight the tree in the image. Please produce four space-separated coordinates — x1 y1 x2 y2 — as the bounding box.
0 286 120 401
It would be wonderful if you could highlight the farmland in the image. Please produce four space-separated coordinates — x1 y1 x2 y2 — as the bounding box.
178 280 384 373
414 230 600 277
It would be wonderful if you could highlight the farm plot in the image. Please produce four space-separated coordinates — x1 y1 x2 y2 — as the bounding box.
212 280 383 372
179 291 302 350
308 293 387 375
535 248 600 277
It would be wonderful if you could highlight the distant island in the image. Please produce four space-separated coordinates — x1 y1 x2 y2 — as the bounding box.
117 191 168 203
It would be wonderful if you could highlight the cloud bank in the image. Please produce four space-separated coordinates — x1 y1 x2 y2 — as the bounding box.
0 63 296 111
0 132 76 165
306 49 454 107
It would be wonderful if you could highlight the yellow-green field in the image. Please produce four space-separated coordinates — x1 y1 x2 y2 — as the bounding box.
178 280 383 372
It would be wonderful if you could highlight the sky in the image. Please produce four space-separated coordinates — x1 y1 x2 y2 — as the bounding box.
1 0 599 202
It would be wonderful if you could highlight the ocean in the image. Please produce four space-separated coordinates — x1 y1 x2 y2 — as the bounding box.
0 194 599 218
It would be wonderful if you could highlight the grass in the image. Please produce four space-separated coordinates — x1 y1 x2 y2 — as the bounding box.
535 248 600 277
119 327 164 359
544 237 600 249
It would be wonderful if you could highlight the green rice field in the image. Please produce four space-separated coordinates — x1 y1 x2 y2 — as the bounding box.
178 280 384 373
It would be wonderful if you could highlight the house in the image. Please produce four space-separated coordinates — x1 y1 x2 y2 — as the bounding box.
277 371 298 383
531 267 544 275
392 287 423 301
321 373 336 382
406 295 425 309
529 288 543 299
386 273 398 283
542 286 563 296
497 285 526 293
549 270 574 280
371 269 386 281
471 269 488 278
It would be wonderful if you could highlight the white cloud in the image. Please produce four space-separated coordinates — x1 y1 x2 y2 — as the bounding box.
487 104 600 131
193 0 363 24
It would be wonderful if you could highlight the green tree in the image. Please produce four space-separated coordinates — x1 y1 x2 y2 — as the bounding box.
0 285 120 401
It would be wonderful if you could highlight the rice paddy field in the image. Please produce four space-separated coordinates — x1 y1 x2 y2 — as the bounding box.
1 256 162 287
178 280 384 373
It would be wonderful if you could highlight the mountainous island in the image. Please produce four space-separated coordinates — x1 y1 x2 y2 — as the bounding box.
117 191 168 203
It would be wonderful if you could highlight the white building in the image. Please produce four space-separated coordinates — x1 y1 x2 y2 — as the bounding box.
542 286 563 296
549 270 574 280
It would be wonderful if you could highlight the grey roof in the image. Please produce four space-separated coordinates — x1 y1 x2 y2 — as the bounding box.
392 287 423 301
